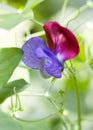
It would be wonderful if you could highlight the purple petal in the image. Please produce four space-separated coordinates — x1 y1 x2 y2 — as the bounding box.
22 37 49 69
43 21 79 61
22 37 63 78
36 48 63 78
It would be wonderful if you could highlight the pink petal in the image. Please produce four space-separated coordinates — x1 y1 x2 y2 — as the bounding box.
43 21 79 61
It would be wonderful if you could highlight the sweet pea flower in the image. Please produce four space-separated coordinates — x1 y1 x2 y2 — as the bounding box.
22 21 79 78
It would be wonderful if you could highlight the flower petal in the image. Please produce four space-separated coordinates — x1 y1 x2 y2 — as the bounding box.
36 47 63 78
22 37 49 69
22 37 63 78
43 21 79 61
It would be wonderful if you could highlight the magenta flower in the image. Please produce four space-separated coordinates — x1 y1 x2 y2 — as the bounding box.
22 21 79 78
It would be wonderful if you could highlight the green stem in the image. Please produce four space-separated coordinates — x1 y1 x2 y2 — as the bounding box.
73 75 81 130
61 0 68 19
26 30 45 40
69 61 81 130
10 96 14 111
30 19 44 26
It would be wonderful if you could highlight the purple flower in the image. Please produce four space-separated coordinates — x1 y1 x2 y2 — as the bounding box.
22 21 79 78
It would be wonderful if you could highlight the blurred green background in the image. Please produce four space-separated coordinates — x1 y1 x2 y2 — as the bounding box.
0 0 93 130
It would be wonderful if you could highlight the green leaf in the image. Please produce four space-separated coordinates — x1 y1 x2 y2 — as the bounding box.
0 79 28 103
0 0 44 29
0 10 33 29
0 48 23 87
24 0 45 10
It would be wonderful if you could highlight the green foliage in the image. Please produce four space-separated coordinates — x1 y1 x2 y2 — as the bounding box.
0 79 28 103
0 0 93 130
0 0 44 29
24 0 44 10
88 58 93 69
0 0 27 9
77 34 86 62
0 11 33 29
0 48 28 103
0 48 23 87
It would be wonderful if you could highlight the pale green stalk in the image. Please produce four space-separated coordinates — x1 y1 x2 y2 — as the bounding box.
26 30 45 40
61 0 68 19
74 75 81 130
70 61 81 130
